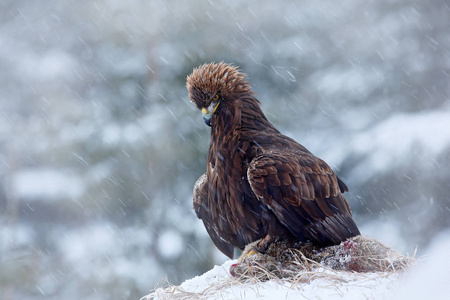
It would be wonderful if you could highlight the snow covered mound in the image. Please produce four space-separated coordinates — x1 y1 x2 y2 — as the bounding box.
144 236 415 300
146 261 400 300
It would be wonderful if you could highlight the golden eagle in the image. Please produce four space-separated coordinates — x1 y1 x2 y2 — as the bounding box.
187 62 360 259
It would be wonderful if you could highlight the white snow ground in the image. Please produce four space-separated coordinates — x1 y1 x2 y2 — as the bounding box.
145 232 450 300
150 262 398 299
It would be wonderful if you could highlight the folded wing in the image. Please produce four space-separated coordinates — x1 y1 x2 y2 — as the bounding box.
247 151 360 245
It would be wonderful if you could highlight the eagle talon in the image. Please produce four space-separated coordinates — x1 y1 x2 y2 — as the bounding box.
247 249 260 256
238 248 260 263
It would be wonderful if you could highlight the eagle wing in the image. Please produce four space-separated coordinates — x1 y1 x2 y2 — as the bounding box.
193 173 234 258
247 151 360 245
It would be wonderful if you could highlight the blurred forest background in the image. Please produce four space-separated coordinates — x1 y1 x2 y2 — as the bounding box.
1 0 449 299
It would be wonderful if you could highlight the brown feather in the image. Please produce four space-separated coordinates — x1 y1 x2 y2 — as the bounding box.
188 62 360 258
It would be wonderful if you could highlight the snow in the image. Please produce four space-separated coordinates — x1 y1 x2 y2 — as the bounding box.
11 168 84 200
148 232 450 300
1 223 35 249
328 109 450 183
1 1 448 299
149 259 399 299
388 231 450 300
58 223 158 290
357 110 450 162
157 229 184 260
314 66 384 99
359 220 409 254
17 48 77 82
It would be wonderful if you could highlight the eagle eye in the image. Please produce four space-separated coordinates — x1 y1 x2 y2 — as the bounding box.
212 94 219 101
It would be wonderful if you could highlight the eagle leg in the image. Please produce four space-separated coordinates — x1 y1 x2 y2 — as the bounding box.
256 234 276 253
238 234 279 260
255 215 298 254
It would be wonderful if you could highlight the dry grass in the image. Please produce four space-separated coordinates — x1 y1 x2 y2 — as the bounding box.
142 275 256 300
143 236 415 300
232 235 414 279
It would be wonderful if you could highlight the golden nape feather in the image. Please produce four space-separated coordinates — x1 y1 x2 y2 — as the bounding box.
187 62 254 110
188 62 360 259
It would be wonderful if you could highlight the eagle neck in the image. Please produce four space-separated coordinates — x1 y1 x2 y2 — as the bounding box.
208 95 247 168
208 95 279 167
240 96 278 133
210 95 278 141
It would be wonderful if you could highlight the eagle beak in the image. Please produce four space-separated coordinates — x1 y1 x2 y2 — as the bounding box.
202 108 212 127
202 100 219 127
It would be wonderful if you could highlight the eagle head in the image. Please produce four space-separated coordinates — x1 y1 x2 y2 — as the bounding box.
186 62 254 126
